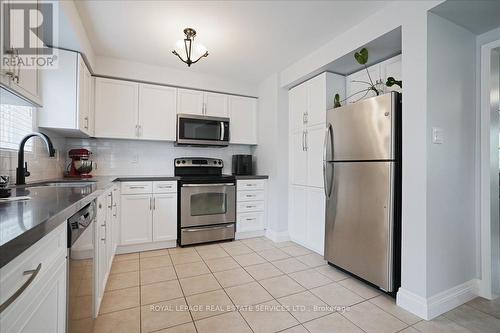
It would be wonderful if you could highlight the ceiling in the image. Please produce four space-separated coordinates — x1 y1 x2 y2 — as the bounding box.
75 1 391 84
431 0 500 35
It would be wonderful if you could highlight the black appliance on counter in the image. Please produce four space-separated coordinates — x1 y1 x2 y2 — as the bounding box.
232 154 253 175
175 158 236 246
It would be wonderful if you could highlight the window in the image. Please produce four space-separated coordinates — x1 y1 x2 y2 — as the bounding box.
0 88 34 151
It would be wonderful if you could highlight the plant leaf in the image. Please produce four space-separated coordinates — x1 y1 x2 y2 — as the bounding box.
386 77 402 88
354 48 369 65
334 93 341 108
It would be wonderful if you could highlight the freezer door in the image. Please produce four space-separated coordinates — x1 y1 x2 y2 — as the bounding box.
326 92 397 161
324 161 394 291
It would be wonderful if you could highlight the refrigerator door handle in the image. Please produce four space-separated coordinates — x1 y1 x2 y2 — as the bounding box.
323 124 334 198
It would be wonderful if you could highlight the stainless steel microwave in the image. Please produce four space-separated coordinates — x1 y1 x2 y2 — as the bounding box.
177 114 230 147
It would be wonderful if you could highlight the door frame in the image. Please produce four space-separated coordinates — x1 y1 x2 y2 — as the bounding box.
478 38 500 299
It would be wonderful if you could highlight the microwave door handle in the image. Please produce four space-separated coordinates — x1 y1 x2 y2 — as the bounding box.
220 122 225 140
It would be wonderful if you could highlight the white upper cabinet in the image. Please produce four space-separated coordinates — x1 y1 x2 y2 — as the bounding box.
39 49 93 136
228 96 257 145
94 78 139 139
138 84 177 140
204 92 228 117
177 88 204 115
0 0 42 106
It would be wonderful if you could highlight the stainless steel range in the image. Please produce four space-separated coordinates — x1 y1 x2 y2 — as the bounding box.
175 158 236 246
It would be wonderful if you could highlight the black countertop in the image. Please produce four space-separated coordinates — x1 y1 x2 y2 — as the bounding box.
0 175 179 268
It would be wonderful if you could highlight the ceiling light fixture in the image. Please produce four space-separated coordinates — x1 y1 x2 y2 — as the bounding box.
172 28 209 67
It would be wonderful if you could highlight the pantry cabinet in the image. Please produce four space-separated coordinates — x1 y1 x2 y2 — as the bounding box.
288 72 344 255
120 181 177 251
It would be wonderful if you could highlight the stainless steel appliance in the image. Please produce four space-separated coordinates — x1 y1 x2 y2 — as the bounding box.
323 92 401 293
176 158 236 245
67 201 96 333
177 114 230 146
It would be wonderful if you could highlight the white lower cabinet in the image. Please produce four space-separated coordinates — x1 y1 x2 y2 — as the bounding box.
152 193 178 242
120 194 153 245
120 181 177 251
236 179 267 238
0 223 67 333
289 185 326 255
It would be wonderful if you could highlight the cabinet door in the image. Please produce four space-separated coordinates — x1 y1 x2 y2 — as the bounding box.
139 84 177 140
94 78 139 139
120 195 153 245
307 187 326 255
307 74 327 126
382 55 402 93
307 125 325 188
289 83 307 132
204 92 228 117
77 57 90 135
152 193 177 242
346 65 381 104
177 88 204 115
289 186 308 245
228 96 257 144
290 130 307 186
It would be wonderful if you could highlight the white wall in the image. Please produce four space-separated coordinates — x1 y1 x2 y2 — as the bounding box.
65 138 252 176
95 56 258 97
426 12 477 296
254 74 289 239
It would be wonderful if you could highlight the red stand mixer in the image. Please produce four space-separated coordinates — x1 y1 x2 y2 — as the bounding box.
66 149 94 178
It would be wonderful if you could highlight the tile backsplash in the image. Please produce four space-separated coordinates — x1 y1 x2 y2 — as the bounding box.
0 129 66 184
65 138 254 176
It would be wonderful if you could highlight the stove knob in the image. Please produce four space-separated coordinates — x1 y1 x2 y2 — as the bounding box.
176 160 181 164
213 161 217 165
218 160 222 165
182 160 186 164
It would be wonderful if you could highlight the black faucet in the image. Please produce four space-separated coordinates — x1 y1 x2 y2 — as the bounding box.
16 132 56 185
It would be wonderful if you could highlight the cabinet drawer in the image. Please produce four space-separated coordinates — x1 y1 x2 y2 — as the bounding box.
121 181 152 194
237 180 266 191
153 181 177 194
237 212 265 232
238 190 265 202
0 223 66 312
237 200 265 213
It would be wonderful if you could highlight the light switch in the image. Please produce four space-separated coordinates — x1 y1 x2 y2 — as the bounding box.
432 127 444 144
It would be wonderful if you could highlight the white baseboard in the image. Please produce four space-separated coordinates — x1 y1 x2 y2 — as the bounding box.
397 279 479 320
265 229 290 243
116 240 177 254
236 229 266 239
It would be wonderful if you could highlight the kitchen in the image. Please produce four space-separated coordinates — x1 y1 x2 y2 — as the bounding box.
1 1 499 333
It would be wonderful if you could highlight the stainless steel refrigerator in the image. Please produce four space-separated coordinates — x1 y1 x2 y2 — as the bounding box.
323 91 401 293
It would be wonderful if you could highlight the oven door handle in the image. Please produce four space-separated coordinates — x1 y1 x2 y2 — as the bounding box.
183 225 234 232
182 183 234 187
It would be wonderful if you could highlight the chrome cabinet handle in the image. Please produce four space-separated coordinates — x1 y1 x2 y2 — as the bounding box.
245 205 256 209
0 263 42 314
153 197 156 210
245 218 256 221
149 197 152 210
304 130 308 151
101 223 106 242
128 186 145 189
84 117 89 129
245 194 256 198
245 183 256 187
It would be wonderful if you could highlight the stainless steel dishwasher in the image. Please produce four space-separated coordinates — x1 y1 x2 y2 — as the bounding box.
67 201 96 333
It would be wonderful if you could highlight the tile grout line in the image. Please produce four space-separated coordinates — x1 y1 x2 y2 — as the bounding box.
193 243 257 333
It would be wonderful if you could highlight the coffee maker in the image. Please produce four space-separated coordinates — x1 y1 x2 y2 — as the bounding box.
66 149 94 178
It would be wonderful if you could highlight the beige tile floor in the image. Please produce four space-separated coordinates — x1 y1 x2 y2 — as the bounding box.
93 237 500 333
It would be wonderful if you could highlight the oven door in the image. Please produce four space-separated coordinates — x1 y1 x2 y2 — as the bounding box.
180 183 236 227
177 114 229 146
